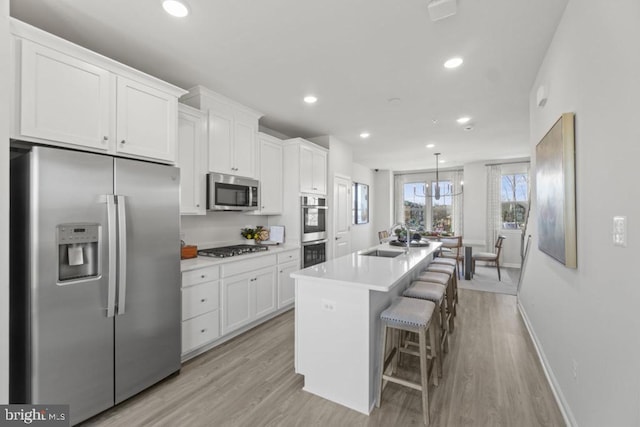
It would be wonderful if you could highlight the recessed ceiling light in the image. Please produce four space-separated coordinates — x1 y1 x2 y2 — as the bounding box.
444 57 463 69
162 0 189 17
426 144 435 148
360 132 370 139
304 95 318 104
456 116 471 124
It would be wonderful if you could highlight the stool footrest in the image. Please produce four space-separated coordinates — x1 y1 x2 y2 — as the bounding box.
382 374 423 392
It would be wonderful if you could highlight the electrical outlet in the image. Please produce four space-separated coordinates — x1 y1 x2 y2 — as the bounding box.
321 299 336 312
613 216 627 247
571 359 578 380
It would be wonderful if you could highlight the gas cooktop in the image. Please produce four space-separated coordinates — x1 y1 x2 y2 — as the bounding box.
198 244 269 258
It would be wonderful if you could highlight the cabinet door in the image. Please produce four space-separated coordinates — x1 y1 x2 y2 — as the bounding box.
253 267 277 318
116 77 177 162
208 110 233 174
20 40 111 151
258 138 283 214
177 107 207 215
299 145 314 193
221 275 251 334
312 149 328 195
278 260 299 308
233 120 255 178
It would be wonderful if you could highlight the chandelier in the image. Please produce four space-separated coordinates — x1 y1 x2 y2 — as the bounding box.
417 153 464 201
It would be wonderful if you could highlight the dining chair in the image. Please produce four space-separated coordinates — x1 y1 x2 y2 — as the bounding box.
472 235 506 281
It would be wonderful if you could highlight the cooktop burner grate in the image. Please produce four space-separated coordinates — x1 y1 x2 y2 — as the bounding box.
197 244 269 258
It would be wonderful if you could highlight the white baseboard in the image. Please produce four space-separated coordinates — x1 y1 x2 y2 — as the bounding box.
517 301 576 427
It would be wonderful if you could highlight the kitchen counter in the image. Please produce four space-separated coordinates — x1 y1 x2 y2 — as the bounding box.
294 242 441 415
181 243 300 272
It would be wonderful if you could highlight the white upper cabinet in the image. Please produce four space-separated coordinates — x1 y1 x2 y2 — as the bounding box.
116 77 178 162
181 86 262 179
19 40 111 151
11 19 186 163
295 141 328 195
177 104 207 215
254 133 283 215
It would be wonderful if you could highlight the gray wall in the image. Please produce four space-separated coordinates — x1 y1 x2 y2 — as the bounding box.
520 0 640 425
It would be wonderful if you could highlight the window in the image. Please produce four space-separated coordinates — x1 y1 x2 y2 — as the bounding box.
501 173 528 229
352 182 369 224
402 181 455 233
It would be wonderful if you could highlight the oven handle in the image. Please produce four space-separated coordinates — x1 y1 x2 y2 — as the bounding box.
302 239 328 246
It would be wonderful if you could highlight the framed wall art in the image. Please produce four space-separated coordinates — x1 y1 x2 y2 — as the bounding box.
535 112 577 268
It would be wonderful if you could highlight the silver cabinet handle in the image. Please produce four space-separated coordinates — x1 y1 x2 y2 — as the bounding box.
201 298 206 303
117 195 128 315
103 136 109 141
200 329 206 333
121 140 126 144
280 270 283 273
106 195 117 318
196 204 200 207
201 275 206 279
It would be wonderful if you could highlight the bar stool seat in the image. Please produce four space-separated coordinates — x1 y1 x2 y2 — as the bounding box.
431 257 457 267
425 263 458 309
404 281 449 357
377 297 440 425
416 271 455 332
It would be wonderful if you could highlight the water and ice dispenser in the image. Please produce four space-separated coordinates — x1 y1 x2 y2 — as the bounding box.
57 224 100 282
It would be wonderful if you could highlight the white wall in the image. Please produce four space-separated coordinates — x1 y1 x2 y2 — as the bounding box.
0 0 9 404
373 169 393 238
520 1 640 425
351 163 376 251
181 213 271 248
462 161 487 246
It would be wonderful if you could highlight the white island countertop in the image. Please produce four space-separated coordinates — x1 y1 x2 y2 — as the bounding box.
291 242 441 292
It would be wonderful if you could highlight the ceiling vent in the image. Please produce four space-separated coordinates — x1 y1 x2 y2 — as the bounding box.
428 0 457 22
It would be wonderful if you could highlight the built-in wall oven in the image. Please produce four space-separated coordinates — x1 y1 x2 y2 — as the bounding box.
301 195 328 267
302 239 328 268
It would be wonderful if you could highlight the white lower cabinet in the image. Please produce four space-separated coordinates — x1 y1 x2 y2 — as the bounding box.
277 249 300 309
181 265 221 355
221 265 276 335
181 250 297 359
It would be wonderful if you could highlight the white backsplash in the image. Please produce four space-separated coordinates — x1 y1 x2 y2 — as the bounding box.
181 212 270 249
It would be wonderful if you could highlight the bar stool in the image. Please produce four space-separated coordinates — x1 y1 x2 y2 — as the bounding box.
416 271 455 332
377 297 440 425
425 263 458 313
404 281 449 360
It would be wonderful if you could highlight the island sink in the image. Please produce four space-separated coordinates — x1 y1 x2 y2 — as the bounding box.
359 249 404 258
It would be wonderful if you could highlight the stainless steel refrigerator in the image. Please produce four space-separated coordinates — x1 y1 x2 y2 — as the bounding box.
10 146 181 425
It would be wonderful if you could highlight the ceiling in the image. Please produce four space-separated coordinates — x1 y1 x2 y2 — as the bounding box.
10 0 568 172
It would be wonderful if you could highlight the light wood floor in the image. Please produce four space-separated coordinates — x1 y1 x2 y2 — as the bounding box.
82 290 565 427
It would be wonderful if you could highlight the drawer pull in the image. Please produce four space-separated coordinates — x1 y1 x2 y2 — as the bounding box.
200 329 206 333
201 298 206 303
280 270 283 273
201 275 206 279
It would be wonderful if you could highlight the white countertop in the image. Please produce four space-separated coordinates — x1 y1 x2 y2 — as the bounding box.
291 242 441 292
181 243 301 272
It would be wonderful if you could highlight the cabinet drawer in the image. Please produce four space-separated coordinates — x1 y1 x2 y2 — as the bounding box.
222 254 276 277
181 310 220 354
182 265 219 287
182 281 219 321
277 250 300 265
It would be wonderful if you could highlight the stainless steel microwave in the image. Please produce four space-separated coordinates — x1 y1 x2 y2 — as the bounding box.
207 173 259 211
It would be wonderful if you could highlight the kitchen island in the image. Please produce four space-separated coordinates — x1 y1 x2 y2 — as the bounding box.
292 242 442 415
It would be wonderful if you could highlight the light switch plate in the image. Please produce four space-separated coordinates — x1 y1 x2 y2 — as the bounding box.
613 216 627 247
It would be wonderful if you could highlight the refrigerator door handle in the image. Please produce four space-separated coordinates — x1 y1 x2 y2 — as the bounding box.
116 195 128 315
106 195 117 318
